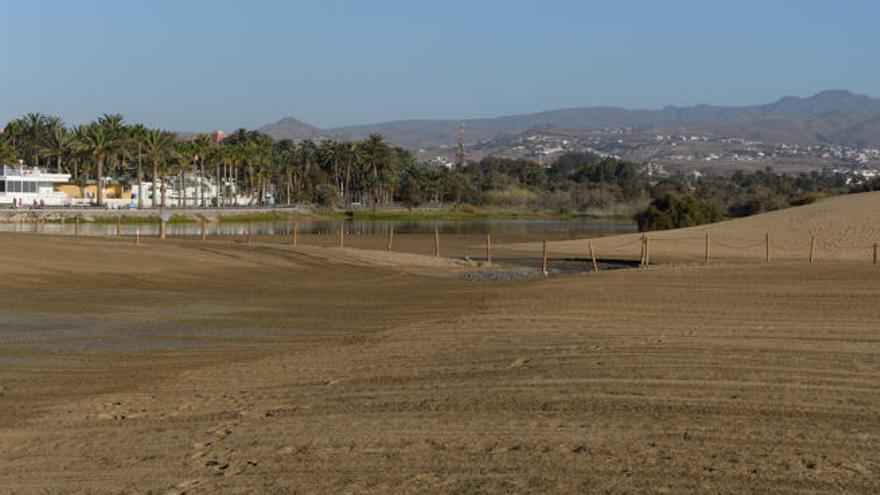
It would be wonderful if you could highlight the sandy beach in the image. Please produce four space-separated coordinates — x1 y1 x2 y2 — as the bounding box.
1 193 879 494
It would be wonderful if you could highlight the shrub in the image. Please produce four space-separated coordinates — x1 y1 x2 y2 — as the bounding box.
788 192 824 206
314 184 339 207
399 177 424 209
485 186 537 209
636 192 724 231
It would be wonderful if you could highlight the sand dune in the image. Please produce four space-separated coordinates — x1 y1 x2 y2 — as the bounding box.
507 191 880 264
0 212 878 493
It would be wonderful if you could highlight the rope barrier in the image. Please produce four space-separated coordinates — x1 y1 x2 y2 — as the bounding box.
649 235 708 243
708 239 766 250
772 243 812 252
593 237 643 249
9 227 880 266
817 243 875 250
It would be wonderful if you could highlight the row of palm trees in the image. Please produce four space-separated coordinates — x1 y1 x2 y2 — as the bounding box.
0 113 416 208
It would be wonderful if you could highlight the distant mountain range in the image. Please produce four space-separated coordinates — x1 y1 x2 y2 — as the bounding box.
257 90 880 149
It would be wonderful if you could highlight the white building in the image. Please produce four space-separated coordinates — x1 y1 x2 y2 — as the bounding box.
0 165 72 206
132 176 258 207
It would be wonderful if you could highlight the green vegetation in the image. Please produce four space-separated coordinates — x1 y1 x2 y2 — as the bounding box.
1 113 861 232
635 167 851 230
342 208 583 222
90 215 191 224
90 215 161 225
215 211 320 223
636 193 724 231
1 114 649 215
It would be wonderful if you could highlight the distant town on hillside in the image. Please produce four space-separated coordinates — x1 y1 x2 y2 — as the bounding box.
251 89 880 178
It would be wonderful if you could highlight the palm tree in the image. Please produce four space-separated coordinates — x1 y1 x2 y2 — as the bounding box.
21 113 48 166
360 134 388 205
319 140 340 193
340 141 360 204
70 125 88 198
192 135 211 207
174 140 194 208
217 145 235 206
2 120 23 152
98 113 126 138
0 142 18 164
226 128 253 200
42 124 73 173
207 145 224 207
298 140 318 200
77 123 117 206
129 124 148 209
252 133 273 205
144 129 175 209
274 139 296 205
98 114 127 187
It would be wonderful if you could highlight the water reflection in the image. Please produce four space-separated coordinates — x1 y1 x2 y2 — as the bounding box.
0 218 637 237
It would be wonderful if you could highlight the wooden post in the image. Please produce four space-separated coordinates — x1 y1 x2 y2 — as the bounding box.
116 216 121 236
387 226 394 252
644 235 651 266
486 233 492 264
135 227 140 246
35 216 41 234
247 222 253 246
338 224 345 248
639 234 645 266
200 218 207 242
874 243 878 266
434 226 440 257
75 216 80 236
292 222 298 247
589 241 598 272
705 232 710 264
159 221 166 240
765 232 771 263
541 239 549 275
809 235 816 263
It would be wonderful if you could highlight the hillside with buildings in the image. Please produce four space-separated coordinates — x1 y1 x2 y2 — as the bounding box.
256 90 880 176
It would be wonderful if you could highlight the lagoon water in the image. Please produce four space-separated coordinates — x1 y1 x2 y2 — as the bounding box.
0 217 638 238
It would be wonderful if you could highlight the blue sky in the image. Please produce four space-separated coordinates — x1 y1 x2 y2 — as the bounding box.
2 0 878 130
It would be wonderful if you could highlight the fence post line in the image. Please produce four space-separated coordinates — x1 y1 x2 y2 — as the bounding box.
874 242 878 266
486 233 492 264
116 216 121 236
589 241 598 272
247 222 253 246
541 239 549 275
159 221 166 240
387 226 394 252
434 226 440 257
75 216 80 236
292 221 298 247
338 224 345 248
136 227 140 246
35 215 41 234
200 218 207 242
705 232 710 264
809 235 816 263
644 235 651 266
765 232 771 263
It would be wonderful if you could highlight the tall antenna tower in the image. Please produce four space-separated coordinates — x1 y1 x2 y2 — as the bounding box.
456 123 466 167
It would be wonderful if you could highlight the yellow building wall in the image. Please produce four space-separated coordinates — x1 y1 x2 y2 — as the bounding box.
55 184 132 200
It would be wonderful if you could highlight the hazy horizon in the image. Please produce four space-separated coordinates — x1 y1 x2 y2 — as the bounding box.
3 0 879 130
